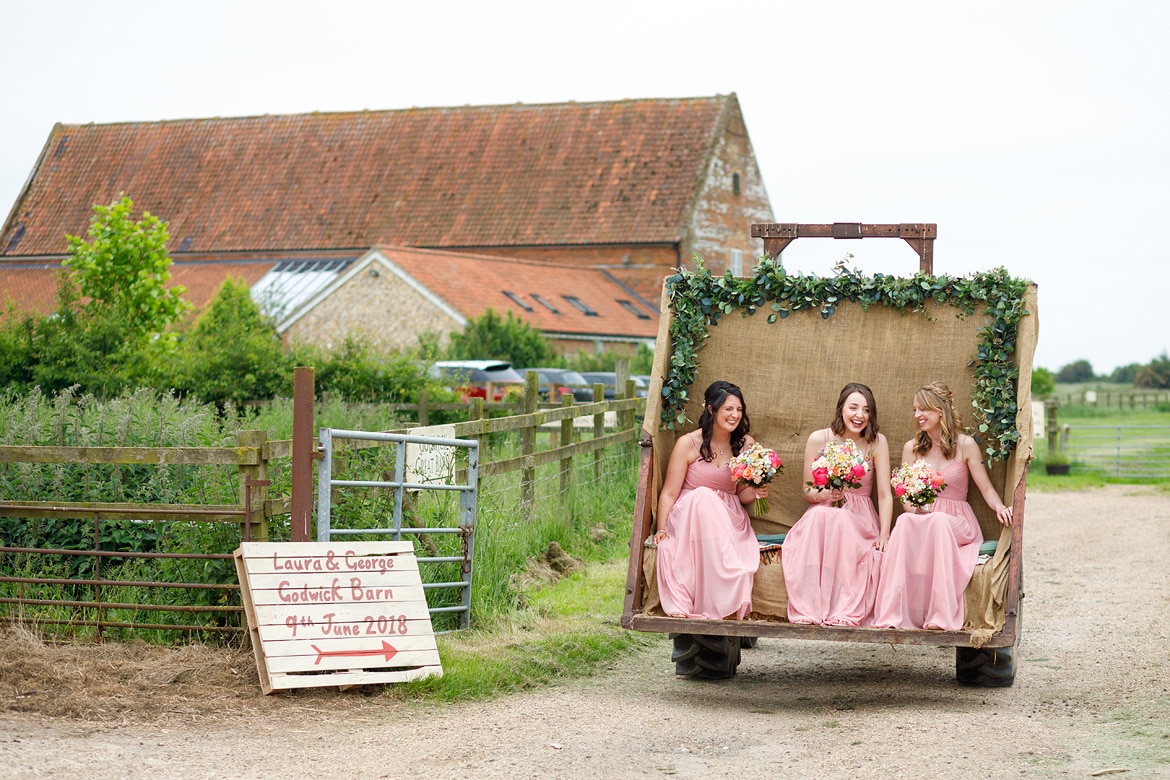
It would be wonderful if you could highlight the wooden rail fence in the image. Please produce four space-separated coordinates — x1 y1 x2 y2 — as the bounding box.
0 377 645 639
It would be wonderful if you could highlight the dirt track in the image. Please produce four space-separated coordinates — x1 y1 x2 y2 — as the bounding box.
2 485 1169 779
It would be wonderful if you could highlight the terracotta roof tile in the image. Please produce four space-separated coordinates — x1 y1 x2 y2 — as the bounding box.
0 262 61 318
367 246 659 339
0 258 281 320
2 97 731 257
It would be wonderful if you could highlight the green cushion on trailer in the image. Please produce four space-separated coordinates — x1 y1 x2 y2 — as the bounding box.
979 540 998 556
756 533 786 545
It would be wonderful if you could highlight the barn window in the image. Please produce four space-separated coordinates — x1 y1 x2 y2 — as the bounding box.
531 293 560 313
563 295 599 316
617 299 651 320
502 290 534 311
732 172 741 195
730 249 743 276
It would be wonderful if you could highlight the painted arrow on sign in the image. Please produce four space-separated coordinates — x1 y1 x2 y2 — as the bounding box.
312 641 398 665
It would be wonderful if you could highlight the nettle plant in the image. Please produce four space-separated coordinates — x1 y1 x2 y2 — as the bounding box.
660 257 1032 462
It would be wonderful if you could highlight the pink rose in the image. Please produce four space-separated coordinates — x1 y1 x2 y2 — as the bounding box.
812 467 829 487
850 464 867 479
894 484 906 497
930 472 946 488
769 452 782 468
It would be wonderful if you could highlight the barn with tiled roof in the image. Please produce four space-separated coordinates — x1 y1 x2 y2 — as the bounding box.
0 94 773 354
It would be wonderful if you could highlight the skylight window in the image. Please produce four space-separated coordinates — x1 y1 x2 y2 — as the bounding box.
531 293 559 313
502 290 534 311
562 295 599 316
616 299 651 320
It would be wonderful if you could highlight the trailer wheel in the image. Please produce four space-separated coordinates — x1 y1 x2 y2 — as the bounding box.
957 593 1023 687
955 645 1016 687
670 634 741 679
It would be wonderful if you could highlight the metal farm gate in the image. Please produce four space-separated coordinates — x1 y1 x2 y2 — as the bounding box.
315 428 479 630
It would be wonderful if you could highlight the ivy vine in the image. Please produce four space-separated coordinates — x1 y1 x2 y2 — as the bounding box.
660 257 1032 461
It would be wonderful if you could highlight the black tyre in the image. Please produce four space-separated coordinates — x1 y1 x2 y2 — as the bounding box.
670 633 741 679
740 636 758 649
955 645 1016 687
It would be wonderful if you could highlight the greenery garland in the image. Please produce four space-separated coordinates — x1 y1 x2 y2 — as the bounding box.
660 257 1033 461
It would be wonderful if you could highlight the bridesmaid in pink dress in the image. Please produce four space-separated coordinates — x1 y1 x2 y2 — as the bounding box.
871 382 1014 631
783 383 893 626
653 381 767 620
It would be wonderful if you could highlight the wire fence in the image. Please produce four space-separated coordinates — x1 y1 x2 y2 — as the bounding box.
1062 425 1170 479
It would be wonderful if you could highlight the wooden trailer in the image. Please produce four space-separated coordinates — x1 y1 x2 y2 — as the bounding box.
621 222 1038 686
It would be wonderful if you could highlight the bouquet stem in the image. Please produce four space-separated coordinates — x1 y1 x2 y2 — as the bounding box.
752 497 769 516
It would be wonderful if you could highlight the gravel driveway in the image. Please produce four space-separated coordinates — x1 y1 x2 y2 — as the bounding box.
2 485 1168 779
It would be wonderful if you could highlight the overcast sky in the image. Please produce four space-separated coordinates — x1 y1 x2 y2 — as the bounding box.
1 1 1166 375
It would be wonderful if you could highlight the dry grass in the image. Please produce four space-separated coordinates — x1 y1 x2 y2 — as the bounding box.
0 623 398 725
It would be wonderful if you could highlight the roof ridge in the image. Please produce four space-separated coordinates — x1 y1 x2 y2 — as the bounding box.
55 95 730 130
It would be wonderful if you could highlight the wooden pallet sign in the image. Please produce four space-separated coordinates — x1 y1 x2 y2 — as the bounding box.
234 541 442 694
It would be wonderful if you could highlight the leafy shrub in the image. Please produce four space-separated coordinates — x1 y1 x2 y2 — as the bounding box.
166 277 293 405
447 308 551 367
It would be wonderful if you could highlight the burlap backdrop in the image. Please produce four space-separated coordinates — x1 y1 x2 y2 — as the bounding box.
644 286 1039 542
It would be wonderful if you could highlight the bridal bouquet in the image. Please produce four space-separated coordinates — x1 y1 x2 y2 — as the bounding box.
729 443 784 516
890 459 947 508
807 438 869 507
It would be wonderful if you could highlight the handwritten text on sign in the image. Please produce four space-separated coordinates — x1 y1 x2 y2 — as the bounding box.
235 541 442 692
405 424 456 487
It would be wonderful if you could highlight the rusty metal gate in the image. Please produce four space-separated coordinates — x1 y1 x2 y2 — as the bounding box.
315 428 479 630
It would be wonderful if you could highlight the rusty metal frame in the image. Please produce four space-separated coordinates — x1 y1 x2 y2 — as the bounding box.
751 222 937 274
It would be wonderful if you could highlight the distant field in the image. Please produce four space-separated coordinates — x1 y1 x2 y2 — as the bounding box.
1032 390 1170 485
1048 381 1170 412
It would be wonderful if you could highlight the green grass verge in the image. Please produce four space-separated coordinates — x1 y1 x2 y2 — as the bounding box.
389 559 660 702
1031 404 1170 489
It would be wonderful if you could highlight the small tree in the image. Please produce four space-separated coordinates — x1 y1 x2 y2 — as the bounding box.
1030 366 1055 398
63 195 190 348
169 278 291 404
1055 359 1095 384
1134 353 1170 389
1109 363 1143 384
448 308 551 367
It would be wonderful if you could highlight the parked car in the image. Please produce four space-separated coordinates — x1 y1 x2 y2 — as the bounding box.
579 371 650 400
428 360 524 401
516 368 594 402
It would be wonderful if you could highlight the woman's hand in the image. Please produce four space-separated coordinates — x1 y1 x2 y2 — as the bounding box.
822 488 843 505
739 484 768 505
876 531 889 552
653 529 667 543
995 504 1014 526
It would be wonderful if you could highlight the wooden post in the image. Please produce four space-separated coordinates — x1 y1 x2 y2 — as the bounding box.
469 397 486 456
559 393 574 496
238 429 269 542
418 390 429 426
520 373 537 508
593 383 604 481
1045 399 1059 457
291 366 315 543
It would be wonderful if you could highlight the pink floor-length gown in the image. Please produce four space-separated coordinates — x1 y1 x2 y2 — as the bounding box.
782 467 881 626
656 457 760 620
870 459 982 631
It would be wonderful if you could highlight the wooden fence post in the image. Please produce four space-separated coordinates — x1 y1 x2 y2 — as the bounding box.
520 374 537 508
593 383 604 481
238 429 269 542
291 366 315 543
417 390 430 426
559 393 574 496
1045 399 1059 457
469 397 486 453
